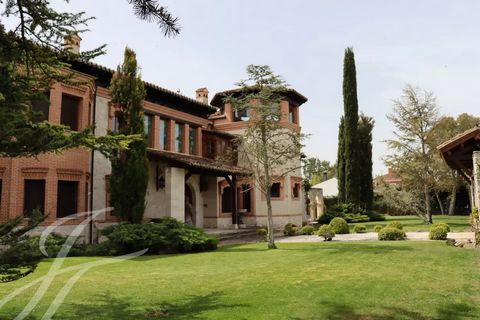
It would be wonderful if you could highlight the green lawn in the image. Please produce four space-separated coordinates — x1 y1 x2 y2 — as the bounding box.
349 215 471 232
0 242 479 319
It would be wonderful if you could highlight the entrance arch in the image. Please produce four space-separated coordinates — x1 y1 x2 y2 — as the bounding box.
185 184 196 226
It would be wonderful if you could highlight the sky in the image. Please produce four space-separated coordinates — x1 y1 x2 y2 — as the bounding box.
5 0 480 175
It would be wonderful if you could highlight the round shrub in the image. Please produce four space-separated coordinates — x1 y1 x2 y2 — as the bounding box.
353 224 367 233
386 221 403 230
429 225 448 240
256 228 268 241
299 225 315 235
317 225 335 241
329 217 349 234
378 227 406 241
283 223 298 236
432 222 450 232
374 225 384 233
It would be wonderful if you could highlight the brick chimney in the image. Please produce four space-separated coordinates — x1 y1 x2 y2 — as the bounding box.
64 33 81 55
196 88 209 104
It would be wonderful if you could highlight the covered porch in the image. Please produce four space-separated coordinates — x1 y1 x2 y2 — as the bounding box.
146 149 250 228
438 126 480 209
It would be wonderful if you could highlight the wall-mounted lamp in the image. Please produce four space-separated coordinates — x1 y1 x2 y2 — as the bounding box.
156 165 165 190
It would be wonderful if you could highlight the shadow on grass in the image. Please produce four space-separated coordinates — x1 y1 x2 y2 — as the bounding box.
54 290 247 320
290 300 477 320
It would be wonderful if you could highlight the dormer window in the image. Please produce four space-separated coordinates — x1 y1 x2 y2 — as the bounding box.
234 108 250 121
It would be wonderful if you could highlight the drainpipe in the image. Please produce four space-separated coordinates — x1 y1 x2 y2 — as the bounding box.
89 84 97 244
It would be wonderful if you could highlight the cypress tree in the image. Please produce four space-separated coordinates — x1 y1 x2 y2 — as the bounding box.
358 115 374 209
109 48 149 224
336 116 346 203
342 47 360 205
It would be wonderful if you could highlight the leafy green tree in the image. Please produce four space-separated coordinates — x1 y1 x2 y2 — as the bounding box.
385 85 439 223
341 47 360 205
358 114 374 209
109 48 149 224
303 157 335 185
226 65 306 249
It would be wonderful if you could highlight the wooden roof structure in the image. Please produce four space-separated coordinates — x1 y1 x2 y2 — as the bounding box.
437 126 480 180
147 149 250 176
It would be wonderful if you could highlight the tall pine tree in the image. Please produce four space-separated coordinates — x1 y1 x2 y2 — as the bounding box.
358 114 374 209
109 48 149 224
342 47 360 205
336 116 346 203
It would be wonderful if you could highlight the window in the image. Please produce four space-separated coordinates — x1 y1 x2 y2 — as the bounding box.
31 92 50 122
240 184 251 212
288 103 297 124
24 179 46 216
175 123 184 152
221 186 233 213
204 137 215 158
270 183 281 198
144 114 153 147
292 182 301 198
61 94 81 130
111 112 120 133
56 181 78 218
234 108 250 121
189 126 197 154
159 119 168 150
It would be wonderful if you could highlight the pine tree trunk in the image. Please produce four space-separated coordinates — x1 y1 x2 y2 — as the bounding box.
448 185 457 216
261 124 276 249
435 192 445 215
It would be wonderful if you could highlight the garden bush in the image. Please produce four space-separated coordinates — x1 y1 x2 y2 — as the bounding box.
256 228 267 241
317 213 335 225
366 211 386 221
429 225 448 240
105 217 218 254
432 222 450 232
329 217 349 234
353 224 367 233
378 227 406 240
344 213 370 223
374 225 384 233
299 225 315 235
317 225 335 241
283 223 298 236
386 221 403 230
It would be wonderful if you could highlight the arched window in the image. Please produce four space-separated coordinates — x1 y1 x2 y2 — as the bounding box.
221 186 233 213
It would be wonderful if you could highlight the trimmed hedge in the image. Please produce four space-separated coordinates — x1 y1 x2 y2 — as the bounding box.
353 224 367 233
429 225 448 240
257 228 268 241
283 223 298 236
374 225 384 233
378 227 406 241
386 221 403 230
317 225 335 241
102 217 218 254
432 223 450 233
299 225 315 235
329 217 349 234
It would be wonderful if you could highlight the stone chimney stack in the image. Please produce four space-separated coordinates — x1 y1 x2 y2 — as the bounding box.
196 88 209 104
64 33 82 55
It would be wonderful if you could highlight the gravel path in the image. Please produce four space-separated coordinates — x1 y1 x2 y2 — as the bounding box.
277 232 475 243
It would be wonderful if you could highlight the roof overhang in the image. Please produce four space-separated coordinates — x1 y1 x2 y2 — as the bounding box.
147 149 250 176
210 87 308 107
438 126 480 180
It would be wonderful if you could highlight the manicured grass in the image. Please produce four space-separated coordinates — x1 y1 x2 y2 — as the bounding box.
349 215 471 232
0 242 479 319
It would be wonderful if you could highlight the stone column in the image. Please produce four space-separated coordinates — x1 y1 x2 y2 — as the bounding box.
473 151 480 209
165 167 185 222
